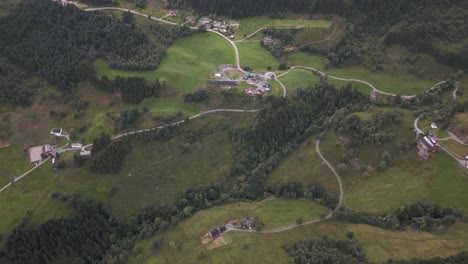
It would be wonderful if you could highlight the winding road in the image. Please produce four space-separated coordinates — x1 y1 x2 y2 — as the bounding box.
231 139 343 234
84 7 447 100
278 66 447 99
0 4 455 236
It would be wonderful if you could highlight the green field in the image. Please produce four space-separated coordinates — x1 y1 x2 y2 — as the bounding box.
129 218 468 264
0 165 72 241
268 138 339 196
95 33 235 92
236 41 279 71
235 17 331 40
430 153 468 209
286 52 442 95
278 68 321 92
178 198 328 232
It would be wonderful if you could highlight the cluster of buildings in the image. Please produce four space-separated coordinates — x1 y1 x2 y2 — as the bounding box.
198 18 239 35
243 73 272 95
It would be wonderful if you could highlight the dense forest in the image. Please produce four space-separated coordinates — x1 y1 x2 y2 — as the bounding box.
0 195 127 264
0 0 184 92
284 236 367 264
335 200 463 232
0 58 38 106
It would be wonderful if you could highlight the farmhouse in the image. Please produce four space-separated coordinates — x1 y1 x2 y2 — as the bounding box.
419 136 438 152
50 128 62 136
207 225 228 238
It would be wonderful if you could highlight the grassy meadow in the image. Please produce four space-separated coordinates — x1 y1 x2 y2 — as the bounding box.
235 17 331 40
278 68 321 92
286 51 455 96
95 33 235 93
236 41 279 71
129 218 468 264
267 138 339 196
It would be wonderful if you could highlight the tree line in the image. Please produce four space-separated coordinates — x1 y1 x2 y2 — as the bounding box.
0 0 180 92
0 57 38 106
335 200 463 232
167 0 424 19
335 110 403 148
0 194 127 264
284 235 367 264
89 139 132 174
184 90 211 104
93 75 164 104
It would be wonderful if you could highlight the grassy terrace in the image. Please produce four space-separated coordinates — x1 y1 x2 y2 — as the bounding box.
287 52 449 95
235 17 331 40
95 33 235 93
236 41 279 71
268 137 339 196
130 218 468 264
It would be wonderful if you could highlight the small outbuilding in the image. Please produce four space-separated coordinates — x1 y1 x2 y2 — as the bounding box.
50 128 62 136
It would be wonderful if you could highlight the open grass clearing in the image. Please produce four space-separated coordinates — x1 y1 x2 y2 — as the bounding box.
268 138 339 196
278 68 321 92
130 218 468 264
286 51 450 95
236 41 279 71
95 33 235 93
430 152 468 209
0 165 72 242
185 198 328 234
235 17 331 41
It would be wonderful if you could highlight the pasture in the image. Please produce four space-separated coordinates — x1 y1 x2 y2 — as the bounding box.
235 17 331 40
236 42 279 71
129 218 468 264
95 33 235 93
267 138 339 196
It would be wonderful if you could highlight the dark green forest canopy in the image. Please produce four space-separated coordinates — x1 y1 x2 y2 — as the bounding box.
169 0 465 18
0 58 38 106
0 0 170 90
